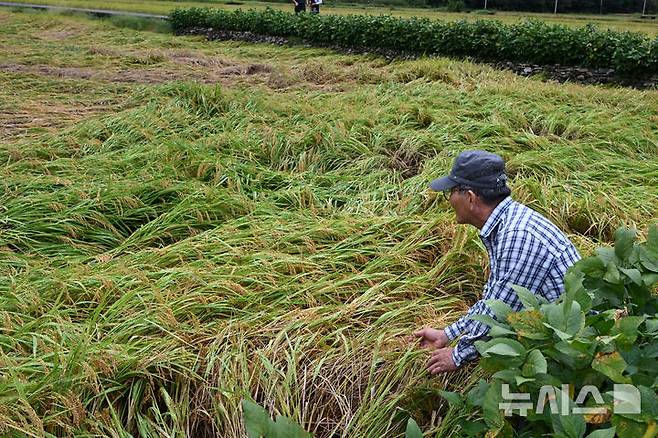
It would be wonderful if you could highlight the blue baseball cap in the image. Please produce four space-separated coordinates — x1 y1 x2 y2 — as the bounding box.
430 150 508 191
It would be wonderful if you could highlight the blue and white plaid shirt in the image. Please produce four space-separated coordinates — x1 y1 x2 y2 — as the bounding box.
445 197 581 367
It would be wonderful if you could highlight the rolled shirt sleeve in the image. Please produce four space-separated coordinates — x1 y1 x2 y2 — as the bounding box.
444 297 491 341
450 301 496 367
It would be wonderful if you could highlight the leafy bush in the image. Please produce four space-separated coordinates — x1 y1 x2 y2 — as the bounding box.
440 226 658 437
169 7 658 76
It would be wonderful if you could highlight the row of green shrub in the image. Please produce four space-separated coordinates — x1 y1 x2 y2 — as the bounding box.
170 7 658 75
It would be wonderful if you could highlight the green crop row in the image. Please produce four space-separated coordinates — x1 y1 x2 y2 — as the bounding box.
169 7 658 76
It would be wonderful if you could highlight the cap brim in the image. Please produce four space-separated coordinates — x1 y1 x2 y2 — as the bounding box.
429 176 457 192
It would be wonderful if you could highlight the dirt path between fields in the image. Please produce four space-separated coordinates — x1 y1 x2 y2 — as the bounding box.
0 60 274 85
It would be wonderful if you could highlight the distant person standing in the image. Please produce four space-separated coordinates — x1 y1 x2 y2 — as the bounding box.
293 0 306 14
310 0 322 14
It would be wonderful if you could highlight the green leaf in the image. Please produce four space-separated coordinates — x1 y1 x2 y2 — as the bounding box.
544 323 573 341
438 390 463 408
592 352 631 383
645 318 658 334
642 272 658 287
466 379 490 408
482 381 504 429
574 289 593 314
546 301 584 337
515 375 535 385
485 299 514 320
614 228 636 261
273 415 312 438
242 399 275 438
587 310 616 335
577 256 606 277
647 224 658 256
603 263 622 284
242 399 310 438
592 281 625 308
491 369 522 382
544 303 563 326
637 385 658 417
639 247 658 273
619 267 643 286
490 326 517 337
596 247 617 264
585 427 616 438
405 418 423 438
480 354 523 374
564 271 593 313
461 420 488 436
510 284 539 309
508 310 551 340
477 338 526 358
552 387 586 438
551 339 596 368
522 349 548 377
612 316 644 346
598 334 621 346
488 343 523 357
563 277 577 316
468 314 515 336
641 342 658 358
611 415 646 438
563 301 585 336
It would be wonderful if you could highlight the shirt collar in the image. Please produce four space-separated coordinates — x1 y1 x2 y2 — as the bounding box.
480 196 513 238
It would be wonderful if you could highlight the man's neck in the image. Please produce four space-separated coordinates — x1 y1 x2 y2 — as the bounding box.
471 201 501 230
472 208 494 229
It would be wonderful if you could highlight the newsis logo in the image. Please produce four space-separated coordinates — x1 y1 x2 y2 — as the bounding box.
499 384 641 416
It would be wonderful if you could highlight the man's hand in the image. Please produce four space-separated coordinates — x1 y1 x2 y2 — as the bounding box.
413 327 449 350
427 347 458 374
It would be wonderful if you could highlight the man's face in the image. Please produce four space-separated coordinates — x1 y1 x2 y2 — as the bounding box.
447 187 472 224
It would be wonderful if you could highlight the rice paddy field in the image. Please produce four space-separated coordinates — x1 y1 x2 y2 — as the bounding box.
0 8 657 438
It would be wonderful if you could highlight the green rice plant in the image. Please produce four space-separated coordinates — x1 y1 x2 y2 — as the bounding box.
161 82 229 117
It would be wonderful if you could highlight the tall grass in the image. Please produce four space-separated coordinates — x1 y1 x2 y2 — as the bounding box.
0 9 657 437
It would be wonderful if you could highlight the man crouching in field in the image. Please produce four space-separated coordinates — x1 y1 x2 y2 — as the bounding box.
413 150 580 374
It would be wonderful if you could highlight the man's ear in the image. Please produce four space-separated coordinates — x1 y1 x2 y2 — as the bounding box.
467 190 477 204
